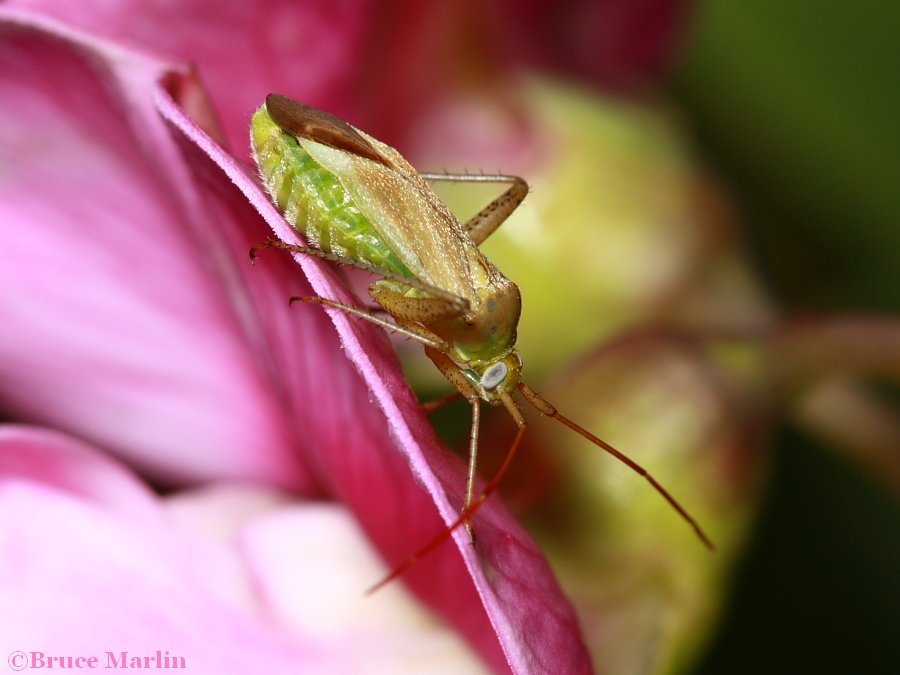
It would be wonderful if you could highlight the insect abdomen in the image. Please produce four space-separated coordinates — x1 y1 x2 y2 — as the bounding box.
250 106 413 277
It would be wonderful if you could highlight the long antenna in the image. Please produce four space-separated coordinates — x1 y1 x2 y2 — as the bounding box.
518 382 714 550
368 383 713 594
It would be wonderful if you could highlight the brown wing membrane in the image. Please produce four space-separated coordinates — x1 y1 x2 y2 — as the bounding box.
265 94 392 169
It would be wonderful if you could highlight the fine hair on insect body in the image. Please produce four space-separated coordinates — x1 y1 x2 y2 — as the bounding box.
249 94 714 590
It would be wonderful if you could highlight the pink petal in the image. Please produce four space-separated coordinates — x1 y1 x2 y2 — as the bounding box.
0 428 483 673
0 425 160 517
3 0 379 154
0 14 312 490
0 0 456 151
228 499 489 673
485 0 692 92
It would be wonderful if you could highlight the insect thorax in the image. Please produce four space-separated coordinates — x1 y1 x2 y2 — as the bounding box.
436 276 522 367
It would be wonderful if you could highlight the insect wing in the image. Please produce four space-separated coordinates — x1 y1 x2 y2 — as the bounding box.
296 134 479 302
265 94 390 168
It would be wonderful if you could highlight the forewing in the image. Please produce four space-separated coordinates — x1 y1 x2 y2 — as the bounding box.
297 135 478 302
265 94 390 168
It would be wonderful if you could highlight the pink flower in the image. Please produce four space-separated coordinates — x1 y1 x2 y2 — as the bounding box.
0 0 701 670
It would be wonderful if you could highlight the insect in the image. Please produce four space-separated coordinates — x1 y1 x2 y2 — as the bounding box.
250 94 713 587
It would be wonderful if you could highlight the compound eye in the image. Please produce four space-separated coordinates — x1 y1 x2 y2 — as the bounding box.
480 361 508 391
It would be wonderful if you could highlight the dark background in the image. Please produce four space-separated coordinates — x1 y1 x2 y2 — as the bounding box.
673 2 900 673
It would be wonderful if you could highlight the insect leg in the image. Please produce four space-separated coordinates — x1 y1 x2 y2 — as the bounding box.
420 172 529 245
251 238 470 311
290 296 448 350
369 284 468 323
420 391 463 415
464 399 481 534
422 347 485 538
367 388 526 594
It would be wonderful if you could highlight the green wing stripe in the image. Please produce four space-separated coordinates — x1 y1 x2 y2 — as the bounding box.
251 107 414 279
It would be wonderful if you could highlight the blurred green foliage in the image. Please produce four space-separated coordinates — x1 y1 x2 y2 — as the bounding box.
674 2 900 673
675 0 899 312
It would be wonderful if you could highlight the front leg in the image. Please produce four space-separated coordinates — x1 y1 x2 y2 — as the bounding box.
369 283 468 323
290 296 447 350
424 347 484 540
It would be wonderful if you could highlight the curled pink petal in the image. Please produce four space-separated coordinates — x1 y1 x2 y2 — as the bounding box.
0 14 312 491
3 0 379 153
